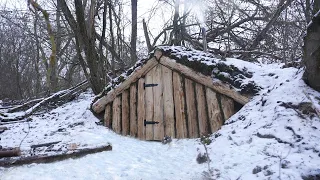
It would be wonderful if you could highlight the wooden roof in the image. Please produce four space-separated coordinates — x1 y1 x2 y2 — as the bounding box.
92 46 260 113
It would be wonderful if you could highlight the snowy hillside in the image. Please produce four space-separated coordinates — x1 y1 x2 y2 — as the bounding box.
1 59 320 180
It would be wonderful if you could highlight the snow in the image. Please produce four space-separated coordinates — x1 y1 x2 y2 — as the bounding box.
1 55 320 179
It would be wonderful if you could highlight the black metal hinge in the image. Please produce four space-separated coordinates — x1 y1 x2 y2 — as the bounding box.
144 83 158 89
144 120 159 126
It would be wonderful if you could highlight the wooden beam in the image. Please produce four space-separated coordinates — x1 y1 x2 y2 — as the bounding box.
173 72 187 138
153 65 164 140
112 96 121 133
92 58 159 113
206 88 223 133
159 56 250 105
104 103 112 128
185 78 199 138
221 95 235 121
162 65 175 138
145 67 155 140
130 83 137 137
121 90 129 136
137 78 145 140
196 83 209 136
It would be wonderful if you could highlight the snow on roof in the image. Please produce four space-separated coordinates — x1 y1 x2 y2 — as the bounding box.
99 46 262 99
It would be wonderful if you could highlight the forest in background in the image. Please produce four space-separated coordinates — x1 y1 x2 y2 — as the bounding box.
0 0 318 100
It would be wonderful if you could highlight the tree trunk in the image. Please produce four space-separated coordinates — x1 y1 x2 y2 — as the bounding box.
58 0 106 95
130 0 138 64
172 0 181 45
303 13 320 92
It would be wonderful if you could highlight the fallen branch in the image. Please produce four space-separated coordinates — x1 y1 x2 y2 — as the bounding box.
0 144 112 167
30 141 61 149
0 80 89 122
7 98 44 113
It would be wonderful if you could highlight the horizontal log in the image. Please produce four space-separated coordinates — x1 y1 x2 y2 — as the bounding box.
0 148 21 158
92 51 163 114
159 56 250 105
0 144 112 167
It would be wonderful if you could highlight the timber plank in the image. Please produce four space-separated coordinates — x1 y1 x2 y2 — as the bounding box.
206 88 223 133
104 104 112 128
137 78 145 139
185 78 199 138
221 95 235 121
153 65 164 140
112 96 121 133
130 83 137 137
195 83 209 136
173 72 187 138
145 68 155 140
162 65 175 138
121 90 129 136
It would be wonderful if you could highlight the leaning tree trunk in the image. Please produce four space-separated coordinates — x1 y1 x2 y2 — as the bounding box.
303 12 320 92
58 0 106 95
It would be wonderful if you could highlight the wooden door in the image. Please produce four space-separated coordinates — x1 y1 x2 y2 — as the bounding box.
144 65 165 141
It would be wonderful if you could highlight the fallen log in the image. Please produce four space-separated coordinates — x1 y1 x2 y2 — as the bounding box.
7 98 44 113
0 144 112 167
30 141 61 149
0 148 21 158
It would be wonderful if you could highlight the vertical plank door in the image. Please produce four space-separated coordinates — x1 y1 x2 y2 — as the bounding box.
145 68 155 140
137 78 145 140
153 65 164 140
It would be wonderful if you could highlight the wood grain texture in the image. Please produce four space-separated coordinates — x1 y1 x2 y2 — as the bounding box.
121 90 129 136
162 65 175 138
145 68 155 140
112 96 121 133
153 65 164 140
173 72 187 138
104 103 112 128
159 56 249 105
137 78 145 139
195 83 209 136
185 78 199 138
221 95 235 121
129 83 137 137
206 88 223 133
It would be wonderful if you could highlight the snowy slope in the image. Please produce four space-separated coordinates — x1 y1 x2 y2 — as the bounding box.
1 60 320 180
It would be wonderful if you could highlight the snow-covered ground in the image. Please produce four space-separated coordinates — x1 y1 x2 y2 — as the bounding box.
1 59 320 180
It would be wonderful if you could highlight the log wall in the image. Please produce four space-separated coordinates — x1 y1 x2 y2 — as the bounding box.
104 64 237 140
